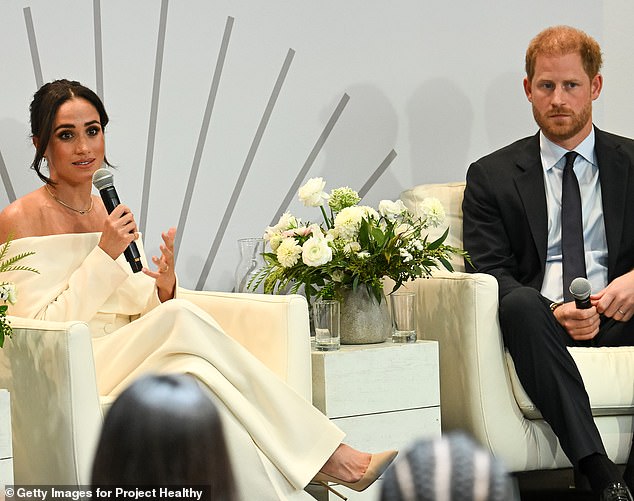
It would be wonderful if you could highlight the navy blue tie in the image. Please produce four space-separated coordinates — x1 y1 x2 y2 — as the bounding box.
561 151 586 301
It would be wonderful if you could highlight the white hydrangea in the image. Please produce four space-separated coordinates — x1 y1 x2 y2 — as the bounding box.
417 197 446 228
298 177 329 207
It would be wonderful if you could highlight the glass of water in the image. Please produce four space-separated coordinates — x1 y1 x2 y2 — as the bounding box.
312 299 340 351
390 292 417 343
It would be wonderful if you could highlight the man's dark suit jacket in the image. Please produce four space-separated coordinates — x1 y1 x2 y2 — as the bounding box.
462 126 634 302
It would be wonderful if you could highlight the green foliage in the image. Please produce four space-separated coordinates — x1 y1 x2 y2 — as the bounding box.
0 235 39 347
251 179 468 305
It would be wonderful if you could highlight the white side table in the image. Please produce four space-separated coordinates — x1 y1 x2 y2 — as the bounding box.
308 340 440 501
0 390 13 487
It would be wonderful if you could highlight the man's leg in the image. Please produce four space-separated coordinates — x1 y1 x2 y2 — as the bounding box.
594 318 634 492
499 287 623 493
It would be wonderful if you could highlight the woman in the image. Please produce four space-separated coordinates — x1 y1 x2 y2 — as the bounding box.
92 373 236 500
0 79 396 500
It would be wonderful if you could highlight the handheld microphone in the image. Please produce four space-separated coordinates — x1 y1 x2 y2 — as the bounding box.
569 277 592 309
92 168 143 273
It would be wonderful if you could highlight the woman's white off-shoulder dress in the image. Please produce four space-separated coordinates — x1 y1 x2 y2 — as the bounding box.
6 233 344 500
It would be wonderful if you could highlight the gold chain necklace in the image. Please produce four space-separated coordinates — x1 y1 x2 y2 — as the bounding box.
45 185 93 215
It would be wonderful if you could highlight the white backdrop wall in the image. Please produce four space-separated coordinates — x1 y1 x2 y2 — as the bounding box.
0 1 632 291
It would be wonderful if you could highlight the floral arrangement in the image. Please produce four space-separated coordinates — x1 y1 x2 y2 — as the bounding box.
0 236 38 347
251 177 467 304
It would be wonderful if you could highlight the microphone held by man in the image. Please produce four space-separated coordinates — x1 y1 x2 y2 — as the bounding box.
569 277 592 309
92 168 143 273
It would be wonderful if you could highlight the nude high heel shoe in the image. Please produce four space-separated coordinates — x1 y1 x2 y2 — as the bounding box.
312 449 398 498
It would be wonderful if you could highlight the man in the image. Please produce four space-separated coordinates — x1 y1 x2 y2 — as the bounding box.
463 25 634 501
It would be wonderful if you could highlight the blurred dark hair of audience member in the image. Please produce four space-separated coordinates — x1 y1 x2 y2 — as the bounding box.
380 431 515 501
91 373 236 500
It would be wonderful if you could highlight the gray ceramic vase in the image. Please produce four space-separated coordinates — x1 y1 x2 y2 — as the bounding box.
338 286 391 344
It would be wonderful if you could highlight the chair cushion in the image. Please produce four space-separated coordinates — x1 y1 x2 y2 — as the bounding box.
404 183 634 419
506 346 634 418
400 182 466 272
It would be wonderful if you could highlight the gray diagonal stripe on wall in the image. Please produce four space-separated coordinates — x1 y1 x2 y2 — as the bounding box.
139 0 169 233
196 48 295 290
269 92 350 226
358 148 397 199
0 150 16 204
93 0 104 100
23 7 43 88
174 16 234 260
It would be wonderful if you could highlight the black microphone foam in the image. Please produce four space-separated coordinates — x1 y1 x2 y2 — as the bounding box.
569 277 592 309
92 168 143 273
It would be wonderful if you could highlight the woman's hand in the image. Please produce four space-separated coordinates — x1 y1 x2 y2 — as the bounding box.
98 204 139 260
143 227 177 302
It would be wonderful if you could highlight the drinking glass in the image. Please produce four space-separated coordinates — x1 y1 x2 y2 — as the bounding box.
390 292 417 343
312 300 340 351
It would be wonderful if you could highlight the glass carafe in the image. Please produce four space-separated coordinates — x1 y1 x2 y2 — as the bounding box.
234 238 266 293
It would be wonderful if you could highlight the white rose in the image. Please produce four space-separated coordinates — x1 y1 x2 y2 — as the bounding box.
417 197 446 228
298 177 329 207
302 236 333 267
276 238 302 268
378 199 407 220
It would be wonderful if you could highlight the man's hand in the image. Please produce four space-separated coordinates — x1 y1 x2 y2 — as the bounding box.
591 269 634 322
553 301 600 340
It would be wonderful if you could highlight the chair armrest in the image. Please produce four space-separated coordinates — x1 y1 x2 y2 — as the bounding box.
178 289 312 401
402 271 536 465
0 316 102 484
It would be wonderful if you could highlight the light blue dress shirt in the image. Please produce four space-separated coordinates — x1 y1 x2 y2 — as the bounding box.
539 129 608 302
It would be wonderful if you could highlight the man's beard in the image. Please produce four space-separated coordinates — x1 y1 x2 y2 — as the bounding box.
532 102 592 143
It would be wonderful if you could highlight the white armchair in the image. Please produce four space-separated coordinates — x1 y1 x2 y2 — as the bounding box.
399 182 634 473
0 290 311 484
